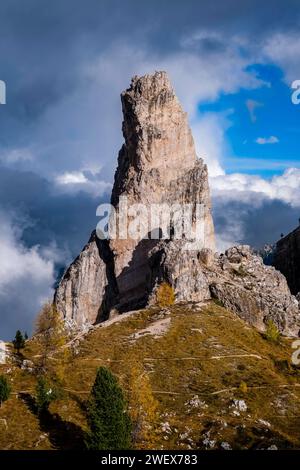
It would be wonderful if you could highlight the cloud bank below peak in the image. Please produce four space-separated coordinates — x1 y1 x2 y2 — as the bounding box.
211 168 300 251
0 210 55 339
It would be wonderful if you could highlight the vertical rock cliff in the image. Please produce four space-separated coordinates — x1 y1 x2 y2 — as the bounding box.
55 71 215 326
274 226 300 296
110 72 215 310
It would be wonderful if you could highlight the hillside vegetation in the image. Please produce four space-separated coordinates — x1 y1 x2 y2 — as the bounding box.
1 301 300 450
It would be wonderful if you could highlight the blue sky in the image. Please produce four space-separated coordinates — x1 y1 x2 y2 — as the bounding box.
198 64 300 177
0 0 300 339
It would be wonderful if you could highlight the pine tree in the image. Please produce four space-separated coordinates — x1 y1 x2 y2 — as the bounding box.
85 367 132 450
35 376 56 415
13 330 25 354
0 375 11 408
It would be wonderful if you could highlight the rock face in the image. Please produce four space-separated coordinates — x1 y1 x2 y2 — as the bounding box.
147 242 300 336
55 71 215 325
207 246 299 336
0 341 6 365
273 226 300 296
54 233 117 326
110 72 215 310
54 71 300 336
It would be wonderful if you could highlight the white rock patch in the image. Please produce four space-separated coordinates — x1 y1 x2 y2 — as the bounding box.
130 318 171 341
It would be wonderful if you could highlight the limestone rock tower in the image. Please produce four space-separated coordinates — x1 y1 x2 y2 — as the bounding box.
54 71 215 326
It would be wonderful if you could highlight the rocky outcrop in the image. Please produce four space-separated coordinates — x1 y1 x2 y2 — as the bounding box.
148 239 211 304
0 341 6 364
148 243 300 336
207 246 299 336
274 226 300 296
110 71 215 310
54 232 118 326
54 71 300 336
55 71 215 325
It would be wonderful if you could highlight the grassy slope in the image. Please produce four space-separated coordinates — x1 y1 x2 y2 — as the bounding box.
1 301 300 450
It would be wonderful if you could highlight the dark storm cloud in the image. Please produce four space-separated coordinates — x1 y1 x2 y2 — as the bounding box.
0 165 109 259
213 195 300 250
0 0 299 123
0 165 109 340
0 0 299 158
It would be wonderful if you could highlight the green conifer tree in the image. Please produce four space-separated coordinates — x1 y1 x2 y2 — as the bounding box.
35 376 54 415
0 375 11 407
13 330 25 354
85 367 132 450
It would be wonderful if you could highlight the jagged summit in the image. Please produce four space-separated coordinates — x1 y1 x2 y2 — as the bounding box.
125 71 173 99
112 70 203 205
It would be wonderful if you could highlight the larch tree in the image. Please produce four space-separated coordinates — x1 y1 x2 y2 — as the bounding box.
34 302 69 381
127 361 159 448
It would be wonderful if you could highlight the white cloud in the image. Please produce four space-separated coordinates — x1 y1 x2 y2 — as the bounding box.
192 112 230 177
156 52 263 117
211 167 300 207
55 169 112 197
224 156 300 173
56 171 88 185
0 210 56 339
87 41 264 115
0 213 53 291
262 32 300 83
256 136 279 145
0 147 34 164
211 168 300 251
3 32 270 185
83 37 266 178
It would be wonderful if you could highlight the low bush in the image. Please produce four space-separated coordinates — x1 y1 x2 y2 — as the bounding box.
264 319 280 343
156 282 175 307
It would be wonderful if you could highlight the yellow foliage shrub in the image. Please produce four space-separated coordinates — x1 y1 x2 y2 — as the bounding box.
156 282 175 308
35 301 70 382
239 381 248 394
265 319 280 343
